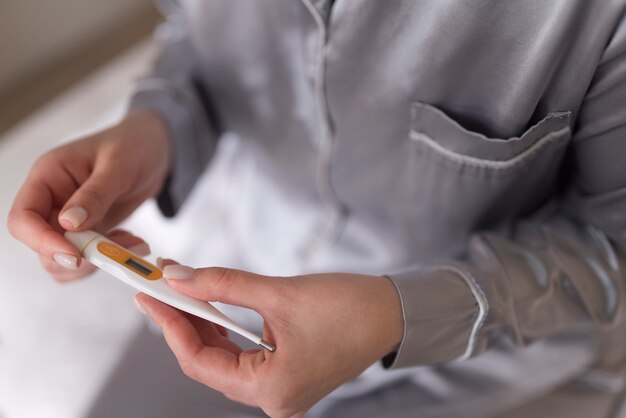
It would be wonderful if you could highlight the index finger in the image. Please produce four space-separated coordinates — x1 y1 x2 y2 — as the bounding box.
135 293 252 394
8 173 82 264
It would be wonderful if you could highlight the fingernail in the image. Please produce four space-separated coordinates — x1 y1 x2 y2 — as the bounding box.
163 264 194 280
53 253 78 270
133 296 146 315
156 257 164 269
128 243 150 257
59 206 88 229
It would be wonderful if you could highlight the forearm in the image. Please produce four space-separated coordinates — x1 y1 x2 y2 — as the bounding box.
385 191 626 369
128 4 220 216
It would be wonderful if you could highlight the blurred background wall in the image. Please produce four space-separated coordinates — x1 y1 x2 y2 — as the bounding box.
0 0 161 134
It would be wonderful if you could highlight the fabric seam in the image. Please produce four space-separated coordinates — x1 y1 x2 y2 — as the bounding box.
409 126 571 170
300 0 348 262
426 265 490 360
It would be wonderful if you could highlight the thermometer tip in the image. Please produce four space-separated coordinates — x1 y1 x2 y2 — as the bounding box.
259 339 276 352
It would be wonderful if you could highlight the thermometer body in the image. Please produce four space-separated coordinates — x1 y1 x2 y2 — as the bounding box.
65 230 275 352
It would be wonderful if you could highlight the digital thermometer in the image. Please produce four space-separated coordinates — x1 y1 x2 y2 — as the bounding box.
65 230 275 352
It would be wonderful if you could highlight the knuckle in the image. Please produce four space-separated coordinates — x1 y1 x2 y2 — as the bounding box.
206 267 239 301
32 149 66 175
37 228 60 257
178 359 197 380
161 313 185 331
101 143 126 162
263 280 297 326
33 151 57 168
6 211 19 238
262 392 292 416
77 185 108 212
177 350 203 382
265 279 291 307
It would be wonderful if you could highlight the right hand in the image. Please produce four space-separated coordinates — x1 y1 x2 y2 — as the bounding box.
7 110 171 281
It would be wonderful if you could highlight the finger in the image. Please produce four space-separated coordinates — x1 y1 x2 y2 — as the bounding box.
164 266 282 313
153 258 232 338
8 173 136 269
185 314 243 354
135 293 244 393
40 254 96 281
83 197 148 235
157 258 178 269
216 324 229 337
58 158 128 231
8 177 83 267
40 231 149 281
107 231 151 257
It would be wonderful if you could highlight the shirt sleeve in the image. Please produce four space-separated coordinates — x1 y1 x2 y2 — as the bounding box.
384 14 626 369
127 1 220 217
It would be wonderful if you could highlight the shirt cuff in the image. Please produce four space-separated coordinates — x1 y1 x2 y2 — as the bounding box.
382 265 488 369
128 78 218 217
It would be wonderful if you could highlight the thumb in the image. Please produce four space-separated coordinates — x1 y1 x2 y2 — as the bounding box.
164 266 281 313
58 164 124 231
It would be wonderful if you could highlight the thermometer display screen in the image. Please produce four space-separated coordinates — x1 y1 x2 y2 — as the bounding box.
124 258 153 276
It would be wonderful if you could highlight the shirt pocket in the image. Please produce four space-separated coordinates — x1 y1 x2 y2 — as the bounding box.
406 101 572 257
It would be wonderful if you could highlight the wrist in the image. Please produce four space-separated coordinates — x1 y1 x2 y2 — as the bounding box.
124 110 172 168
121 110 172 187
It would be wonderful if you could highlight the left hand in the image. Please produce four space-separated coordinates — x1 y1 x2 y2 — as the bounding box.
135 263 404 418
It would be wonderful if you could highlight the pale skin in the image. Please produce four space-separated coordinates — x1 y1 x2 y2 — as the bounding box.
7 111 405 418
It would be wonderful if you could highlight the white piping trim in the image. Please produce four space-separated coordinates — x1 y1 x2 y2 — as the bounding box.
587 225 620 272
409 126 571 170
434 265 490 360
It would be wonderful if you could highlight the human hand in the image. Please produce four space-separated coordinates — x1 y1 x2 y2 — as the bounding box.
7 111 170 279
135 264 404 418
